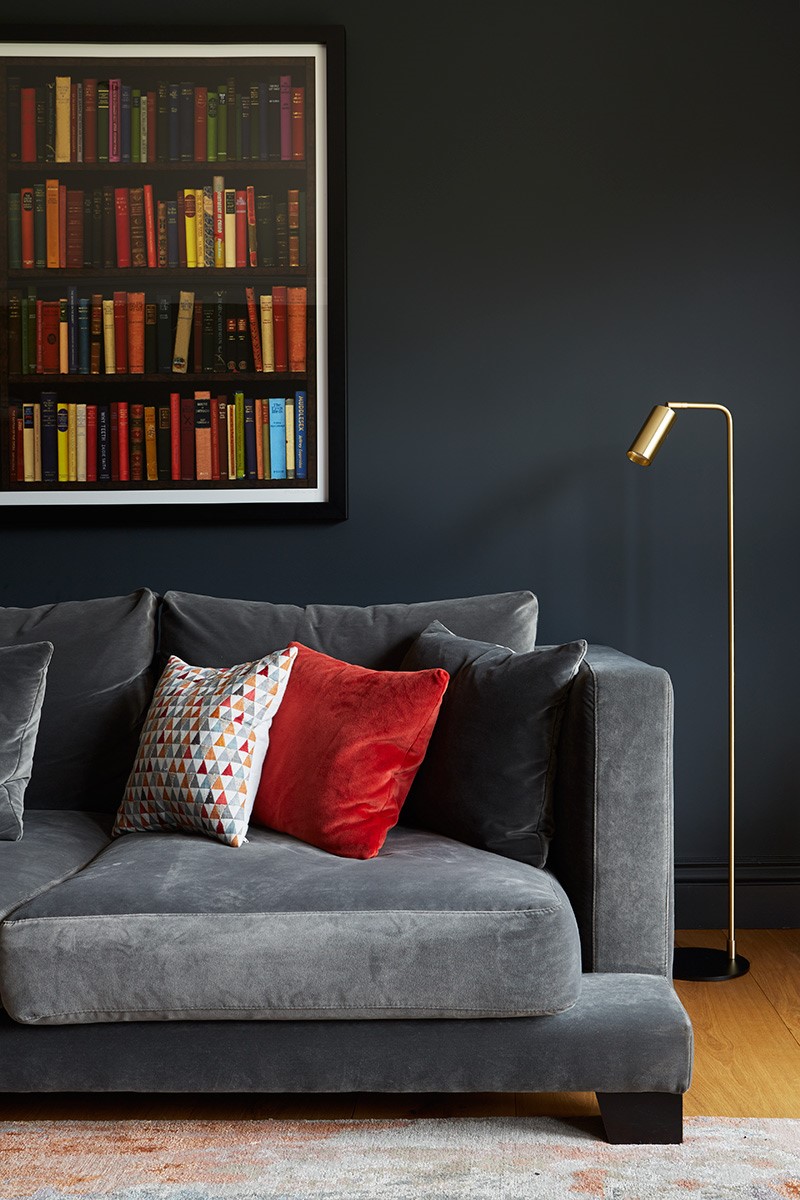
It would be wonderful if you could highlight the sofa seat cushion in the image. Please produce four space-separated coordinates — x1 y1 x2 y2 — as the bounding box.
0 811 113 923
0 826 582 1025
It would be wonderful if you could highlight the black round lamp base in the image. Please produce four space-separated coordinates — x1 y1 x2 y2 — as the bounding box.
673 946 750 982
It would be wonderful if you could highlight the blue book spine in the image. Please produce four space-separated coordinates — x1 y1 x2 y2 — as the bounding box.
120 85 132 162
168 83 180 162
166 201 179 267
40 391 58 481
67 286 78 375
77 299 90 374
269 398 287 480
98 405 111 480
295 390 307 479
243 397 257 479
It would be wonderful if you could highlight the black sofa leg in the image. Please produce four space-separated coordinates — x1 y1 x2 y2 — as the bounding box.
596 1092 683 1144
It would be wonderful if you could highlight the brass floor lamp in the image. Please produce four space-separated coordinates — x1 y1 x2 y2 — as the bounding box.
626 403 750 982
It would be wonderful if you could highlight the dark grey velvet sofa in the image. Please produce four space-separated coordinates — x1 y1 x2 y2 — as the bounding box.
0 588 692 1144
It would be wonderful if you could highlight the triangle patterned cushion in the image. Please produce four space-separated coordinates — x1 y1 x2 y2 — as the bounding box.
114 647 297 848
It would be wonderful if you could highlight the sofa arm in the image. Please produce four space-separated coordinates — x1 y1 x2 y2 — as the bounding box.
548 645 674 977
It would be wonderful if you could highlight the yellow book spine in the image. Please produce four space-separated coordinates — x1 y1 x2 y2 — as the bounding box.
22 403 35 483
260 294 274 373
102 300 116 373
56 402 69 481
285 398 295 480
183 188 197 269
67 402 77 482
234 391 245 479
224 189 236 268
144 406 158 481
55 76 71 162
226 403 236 479
33 403 42 482
195 189 205 267
59 298 69 373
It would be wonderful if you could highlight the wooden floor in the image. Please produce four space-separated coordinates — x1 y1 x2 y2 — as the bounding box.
1 929 798 1122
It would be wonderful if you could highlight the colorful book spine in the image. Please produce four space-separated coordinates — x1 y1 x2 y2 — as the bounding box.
118 402 130 481
243 396 257 479
56 400 69 481
170 392 181 479
86 404 98 481
269 398 287 479
144 406 158 481
194 392 212 480
172 290 194 372
279 75 292 161
180 396 195 479
109 79 121 162
98 405 111 480
40 392 58 482
130 403 144 480
234 390 245 479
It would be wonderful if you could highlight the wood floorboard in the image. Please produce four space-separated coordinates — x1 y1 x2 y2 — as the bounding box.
674 929 800 1118
1 931 797 1122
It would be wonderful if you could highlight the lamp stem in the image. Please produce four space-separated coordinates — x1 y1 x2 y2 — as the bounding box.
668 403 737 961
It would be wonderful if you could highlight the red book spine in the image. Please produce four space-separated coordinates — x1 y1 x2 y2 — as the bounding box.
210 396 220 479
114 187 131 268
255 398 264 479
41 302 61 373
245 286 263 371
35 300 43 374
130 403 144 480
58 185 67 269
21 88 37 162
235 190 247 268
20 187 34 268
176 189 187 268
127 291 145 375
118 400 130 480
109 79 121 162
194 86 207 162
113 291 128 373
83 79 98 163
146 92 157 162
143 183 157 268
180 396 195 480
86 404 97 480
272 285 288 373
170 392 181 480
109 402 120 480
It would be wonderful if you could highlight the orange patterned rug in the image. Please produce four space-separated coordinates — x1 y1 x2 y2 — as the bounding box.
1 1116 800 1198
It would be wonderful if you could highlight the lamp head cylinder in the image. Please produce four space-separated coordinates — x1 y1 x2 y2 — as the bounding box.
627 404 677 466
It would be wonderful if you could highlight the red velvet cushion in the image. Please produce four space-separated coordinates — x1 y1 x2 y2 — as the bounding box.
252 643 449 858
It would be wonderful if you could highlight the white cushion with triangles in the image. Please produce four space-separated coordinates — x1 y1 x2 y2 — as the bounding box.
113 648 297 847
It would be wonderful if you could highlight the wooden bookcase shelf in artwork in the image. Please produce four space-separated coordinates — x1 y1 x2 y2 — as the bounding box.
0 31 346 514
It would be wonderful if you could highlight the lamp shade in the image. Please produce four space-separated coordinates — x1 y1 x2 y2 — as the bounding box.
627 405 677 466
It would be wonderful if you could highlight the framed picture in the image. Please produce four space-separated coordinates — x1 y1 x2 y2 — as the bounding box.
0 25 347 518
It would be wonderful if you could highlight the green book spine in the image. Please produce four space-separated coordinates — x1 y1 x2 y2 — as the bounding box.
216 85 227 161
207 91 218 162
7 192 21 270
131 89 141 162
235 390 245 479
33 182 47 268
97 81 110 163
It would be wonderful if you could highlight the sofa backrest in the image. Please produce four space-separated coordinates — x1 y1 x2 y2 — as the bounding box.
0 590 158 813
159 590 539 671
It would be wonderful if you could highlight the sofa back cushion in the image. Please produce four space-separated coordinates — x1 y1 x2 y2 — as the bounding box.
159 589 538 670
0 590 158 813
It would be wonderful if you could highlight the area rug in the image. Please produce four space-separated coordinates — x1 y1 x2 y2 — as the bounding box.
2 1116 800 1200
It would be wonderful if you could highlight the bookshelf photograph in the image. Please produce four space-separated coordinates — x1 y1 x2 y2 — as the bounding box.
0 26 347 516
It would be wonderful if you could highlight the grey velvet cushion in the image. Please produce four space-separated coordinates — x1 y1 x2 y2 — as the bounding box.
0 825 582 1025
0 590 158 813
0 810 112 922
0 642 53 840
400 622 587 867
159 589 538 670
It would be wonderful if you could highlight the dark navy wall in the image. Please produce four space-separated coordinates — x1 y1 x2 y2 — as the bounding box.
3 2 799 918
